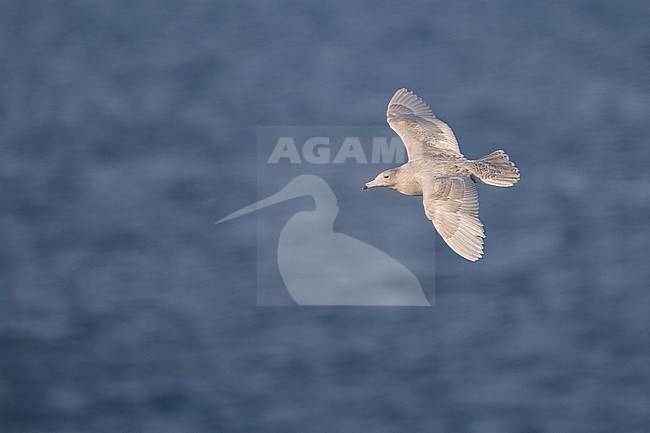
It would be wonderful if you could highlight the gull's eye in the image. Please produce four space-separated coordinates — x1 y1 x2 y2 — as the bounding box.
384 175 389 179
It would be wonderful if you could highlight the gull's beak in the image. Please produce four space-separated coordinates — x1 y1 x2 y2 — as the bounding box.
362 181 376 190
361 179 377 189
363 179 379 190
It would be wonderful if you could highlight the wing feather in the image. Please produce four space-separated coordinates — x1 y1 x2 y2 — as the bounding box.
418 175 485 261
387 88 463 158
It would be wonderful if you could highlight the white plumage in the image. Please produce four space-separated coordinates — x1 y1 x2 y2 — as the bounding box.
363 88 520 261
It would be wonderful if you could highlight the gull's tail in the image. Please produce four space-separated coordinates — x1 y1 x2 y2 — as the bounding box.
471 150 520 187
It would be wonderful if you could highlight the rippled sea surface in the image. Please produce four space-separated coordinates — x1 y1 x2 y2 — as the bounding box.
1 1 649 432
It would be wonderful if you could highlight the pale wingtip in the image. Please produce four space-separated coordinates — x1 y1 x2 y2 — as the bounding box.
391 87 410 98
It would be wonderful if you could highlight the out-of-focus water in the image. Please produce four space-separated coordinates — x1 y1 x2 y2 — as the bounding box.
1 1 649 431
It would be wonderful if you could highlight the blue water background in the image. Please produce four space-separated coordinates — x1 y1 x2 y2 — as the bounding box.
1 1 649 431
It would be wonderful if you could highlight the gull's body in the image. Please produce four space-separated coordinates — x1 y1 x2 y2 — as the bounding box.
363 88 520 261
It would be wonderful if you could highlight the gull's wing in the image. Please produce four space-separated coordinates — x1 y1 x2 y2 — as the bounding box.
387 88 462 159
418 175 484 261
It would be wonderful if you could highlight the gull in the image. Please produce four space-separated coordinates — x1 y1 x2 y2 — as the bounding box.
363 88 520 261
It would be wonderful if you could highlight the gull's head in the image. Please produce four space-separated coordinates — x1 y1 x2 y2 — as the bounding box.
363 168 399 190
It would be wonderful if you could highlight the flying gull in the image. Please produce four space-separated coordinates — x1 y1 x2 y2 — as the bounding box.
363 88 520 261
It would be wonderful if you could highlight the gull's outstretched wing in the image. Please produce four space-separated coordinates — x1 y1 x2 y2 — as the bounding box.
418 175 484 261
387 88 462 159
